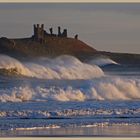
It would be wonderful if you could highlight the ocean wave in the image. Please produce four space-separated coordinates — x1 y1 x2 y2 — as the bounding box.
14 125 61 131
0 107 140 119
0 77 140 102
0 54 104 79
0 86 34 102
0 54 140 102
13 123 140 131
88 57 118 66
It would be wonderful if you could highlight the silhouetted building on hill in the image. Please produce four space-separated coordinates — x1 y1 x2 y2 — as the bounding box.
33 24 72 43
57 27 67 37
49 28 53 35
75 34 78 40
33 24 45 43
62 29 67 37
58 26 61 37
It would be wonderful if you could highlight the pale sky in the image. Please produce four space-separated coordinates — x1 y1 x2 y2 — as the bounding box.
0 3 140 54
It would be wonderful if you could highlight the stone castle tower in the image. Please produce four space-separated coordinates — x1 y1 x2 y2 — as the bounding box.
33 24 70 44
33 24 45 43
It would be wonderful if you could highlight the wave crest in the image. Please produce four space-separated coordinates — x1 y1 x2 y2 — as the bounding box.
0 54 104 79
0 77 140 102
88 57 118 66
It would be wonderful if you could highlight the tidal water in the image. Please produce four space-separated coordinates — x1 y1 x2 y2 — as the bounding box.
0 54 140 136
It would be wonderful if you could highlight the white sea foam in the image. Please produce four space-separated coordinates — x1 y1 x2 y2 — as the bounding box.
0 86 34 102
0 54 104 79
89 57 118 66
0 107 140 118
0 54 32 76
15 125 61 131
11 122 140 131
0 54 140 102
0 77 140 102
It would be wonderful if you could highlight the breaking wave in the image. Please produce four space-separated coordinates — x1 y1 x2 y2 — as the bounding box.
0 107 140 119
88 57 118 66
0 54 104 79
13 123 140 131
0 54 139 102
0 77 140 102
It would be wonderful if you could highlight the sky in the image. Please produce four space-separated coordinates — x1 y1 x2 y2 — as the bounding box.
0 3 140 54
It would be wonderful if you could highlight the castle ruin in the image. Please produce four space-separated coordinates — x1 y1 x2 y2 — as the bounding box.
33 24 45 43
33 24 77 44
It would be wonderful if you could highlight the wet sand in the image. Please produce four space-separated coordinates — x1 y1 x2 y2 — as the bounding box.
1 125 140 137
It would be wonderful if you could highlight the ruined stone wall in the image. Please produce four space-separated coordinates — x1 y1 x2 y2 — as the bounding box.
33 24 45 43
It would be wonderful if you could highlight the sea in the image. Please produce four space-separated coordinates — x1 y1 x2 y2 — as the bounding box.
0 54 140 137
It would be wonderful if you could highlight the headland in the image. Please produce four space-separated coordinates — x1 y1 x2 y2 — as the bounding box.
0 24 97 61
0 24 140 64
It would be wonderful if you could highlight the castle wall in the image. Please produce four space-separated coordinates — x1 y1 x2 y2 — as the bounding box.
33 24 45 43
33 24 69 44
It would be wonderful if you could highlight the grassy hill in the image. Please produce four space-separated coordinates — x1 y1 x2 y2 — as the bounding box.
0 36 97 60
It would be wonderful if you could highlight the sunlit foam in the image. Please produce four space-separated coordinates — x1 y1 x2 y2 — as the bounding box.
0 77 140 102
0 54 104 79
88 57 118 66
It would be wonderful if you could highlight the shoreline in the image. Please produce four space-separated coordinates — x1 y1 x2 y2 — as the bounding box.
1 125 140 137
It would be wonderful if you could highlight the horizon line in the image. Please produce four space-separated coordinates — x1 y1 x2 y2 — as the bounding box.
0 0 140 3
